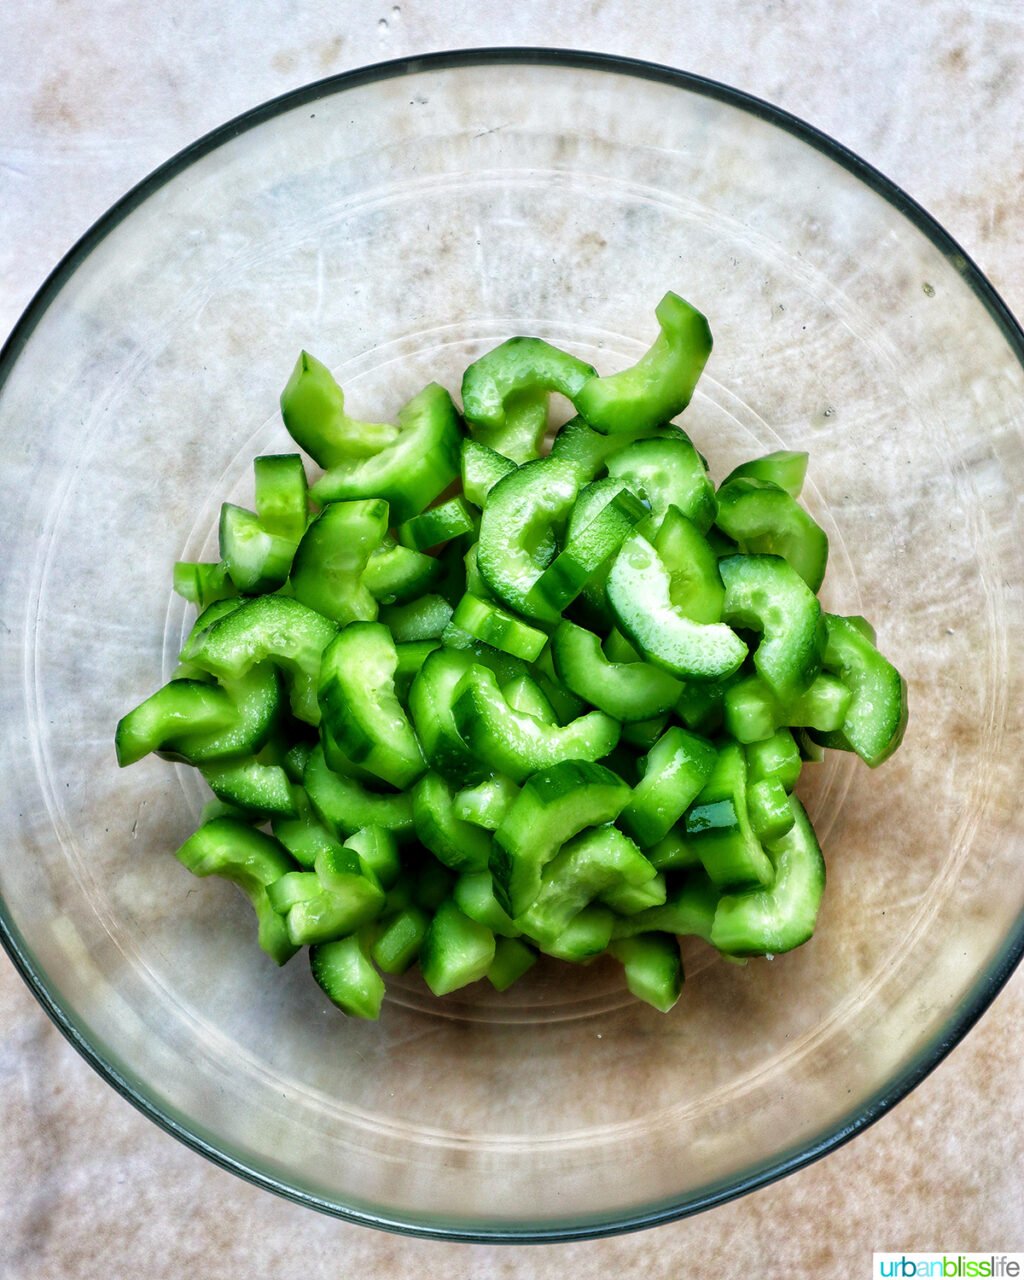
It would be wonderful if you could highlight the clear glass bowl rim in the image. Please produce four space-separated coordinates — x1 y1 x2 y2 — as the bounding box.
1 46 1022 1243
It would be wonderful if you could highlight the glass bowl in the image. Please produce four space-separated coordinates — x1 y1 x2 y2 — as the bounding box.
1 50 1022 1242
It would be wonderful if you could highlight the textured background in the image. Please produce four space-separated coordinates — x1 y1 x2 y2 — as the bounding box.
1 2 1022 1276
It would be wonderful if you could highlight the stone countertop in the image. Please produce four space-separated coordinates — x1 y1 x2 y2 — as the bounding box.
1 2 1022 1275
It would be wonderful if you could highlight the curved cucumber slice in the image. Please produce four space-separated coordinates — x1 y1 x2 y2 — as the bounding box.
562 477 633 623
467 388 550 464
452 665 621 785
362 537 442 604
187 594 338 726
412 772 493 874
290 498 389 626
452 776 519 831
538 905 615 962
253 453 309 542
684 742 774 890
451 593 548 662
461 438 517 504
115 679 236 767
492 760 630 917
574 292 713 433
719 553 825 701
303 745 414 839
311 383 462 522
526 485 647 617
814 614 908 767
163 664 282 764
398 497 477 552
310 932 387 1018
477 457 580 623
462 337 596 433
419 899 496 996
219 503 297 594
653 507 724 622
619 727 718 848
318 622 425 790
607 933 683 1013
715 478 828 592
607 533 747 681
721 450 809 499
610 869 719 942
550 621 681 722
606 436 716 532
408 648 488 786
280 351 398 467
710 795 825 956
516 826 655 945
453 870 520 938
200 757 298 819
176 818 299 965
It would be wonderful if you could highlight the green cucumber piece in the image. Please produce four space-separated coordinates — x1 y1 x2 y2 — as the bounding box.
200 757 298 819
115 679 236 767
606 437 716 532
462 337 596 434
721 450 808 498
492 760 630 916
451 593 548 662
408 648 487 786
611 869 718 941
398 497 478 551
476 457 580 623
453 870 520 938
575 292 713 434
318 622 425 790
715 478 828 592
163 664 282 764
452 665 620 784
173 560 237 611
814 614 908 767
607 533 746 681
290 498 389 626
525 485 648 617
745 730 802 792
719 553 825 701
538 905 615 962
303 744 414 838
380 594 454 643
747 776 795 842
711 796 825 956
607 933 683 1012
419 899 496 996
653 506 724 622
516 825 656 945
619 727 718 848
280 351 399 466
311 382 462 522
452 776 519 830
461 438 518 504
253 453 308 542
412 772 493 874
176 818 299 965
487 936 538 991
502 675 557 724
310 931 387 1018
371 907 430 975
362 537 442 604
219 503 297 594
684 742 774 889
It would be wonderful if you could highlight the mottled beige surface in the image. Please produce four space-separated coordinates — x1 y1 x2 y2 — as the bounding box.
1 2 1023 1276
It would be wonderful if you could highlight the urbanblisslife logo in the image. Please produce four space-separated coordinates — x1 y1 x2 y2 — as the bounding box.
873 1256 1023 1278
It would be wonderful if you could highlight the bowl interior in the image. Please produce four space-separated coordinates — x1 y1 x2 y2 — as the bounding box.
1 54 1023 1238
